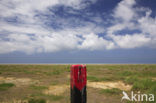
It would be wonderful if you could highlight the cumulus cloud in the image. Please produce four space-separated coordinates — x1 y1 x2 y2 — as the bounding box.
0 0 156 54
79 33 115 50
110 34 151 48
113 0 135 22
107 0 156 49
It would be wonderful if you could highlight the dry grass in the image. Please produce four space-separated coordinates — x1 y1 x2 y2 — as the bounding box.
0 64 155 103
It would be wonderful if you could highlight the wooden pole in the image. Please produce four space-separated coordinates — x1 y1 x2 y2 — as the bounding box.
70 64 87 103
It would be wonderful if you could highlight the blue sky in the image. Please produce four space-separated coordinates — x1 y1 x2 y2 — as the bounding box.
0 0 156 64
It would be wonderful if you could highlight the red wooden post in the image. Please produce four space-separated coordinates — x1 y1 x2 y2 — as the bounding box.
70 64 87 103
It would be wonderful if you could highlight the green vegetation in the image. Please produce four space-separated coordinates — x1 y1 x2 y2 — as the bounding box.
132 78 153 90
0 64 70 76
29 93 64 102
118 71 135 76
47 95 64 101
87 75 112 82
0 64 155 103
30 85 48 90
0 83 15 91
28 98 46 103
87 76 99 81
124 75 139 84
87 64 156 102
131 78 156 97
100 88 121 95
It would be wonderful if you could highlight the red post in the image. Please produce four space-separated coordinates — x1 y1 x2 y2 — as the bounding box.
70 64 87 103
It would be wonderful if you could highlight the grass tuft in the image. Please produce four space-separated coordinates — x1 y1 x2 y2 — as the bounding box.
0 83 15 91
87 76 112 82
49 95 63 101
100 88 121 95
28 98 46 103
87 76 99 82
132 78 155 91
52 70 61 75
119 71 136 77
30 85 48 90
124 75 139 84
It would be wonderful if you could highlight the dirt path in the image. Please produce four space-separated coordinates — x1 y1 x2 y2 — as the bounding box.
43 81 131 96
43 85 69 95
87 81 132 91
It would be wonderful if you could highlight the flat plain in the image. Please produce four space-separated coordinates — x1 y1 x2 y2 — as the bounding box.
0 64 156 103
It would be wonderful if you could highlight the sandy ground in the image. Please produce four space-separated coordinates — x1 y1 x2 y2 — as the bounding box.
43 81 131 96
87 81 132 91
0 76 131 96
44 85 70 95
0 76 39 87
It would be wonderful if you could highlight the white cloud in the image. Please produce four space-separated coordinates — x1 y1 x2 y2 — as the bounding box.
79 33 115 50
0 0 86 17
113 0 135 22
107 0 156 49
0 0 156 54
138 10 156 37
110 34 151 48
38 33 80 52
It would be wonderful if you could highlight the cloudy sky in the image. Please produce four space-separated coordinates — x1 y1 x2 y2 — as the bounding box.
0 0 156 63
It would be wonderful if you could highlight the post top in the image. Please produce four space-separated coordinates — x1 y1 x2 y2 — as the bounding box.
71 64 86 68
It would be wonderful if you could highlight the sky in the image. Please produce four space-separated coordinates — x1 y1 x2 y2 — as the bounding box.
0 0 156 64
